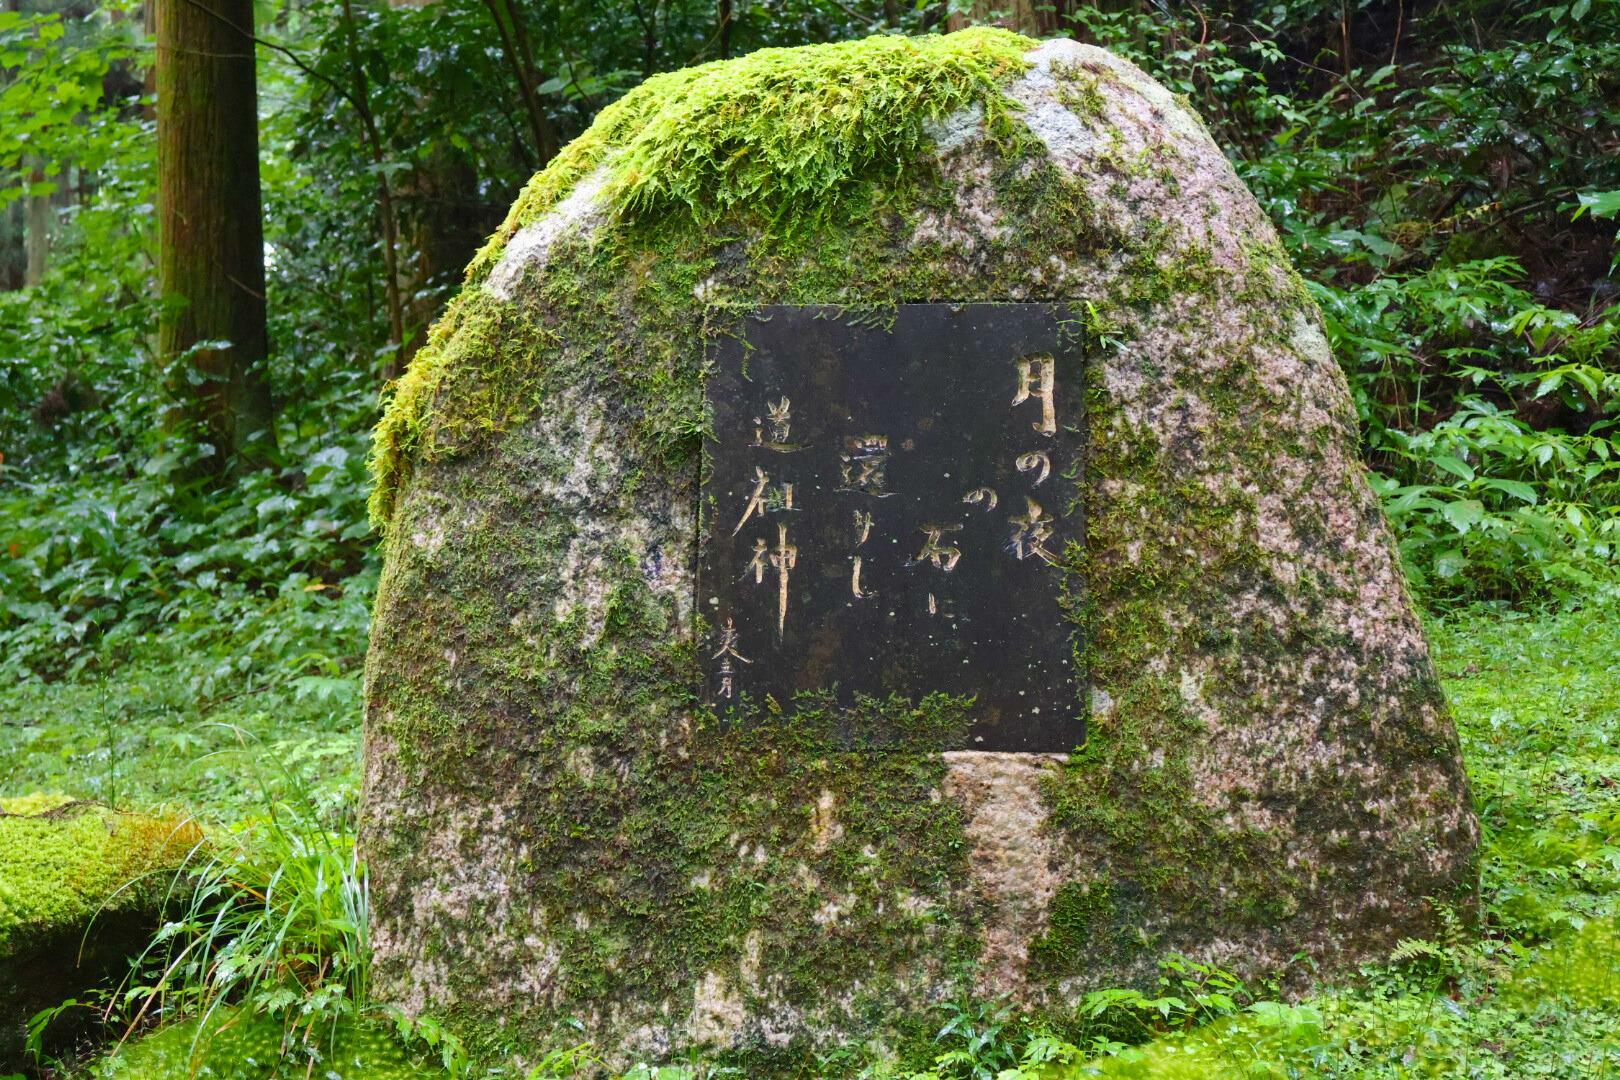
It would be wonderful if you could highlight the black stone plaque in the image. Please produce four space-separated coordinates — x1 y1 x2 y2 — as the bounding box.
699 305 1085 751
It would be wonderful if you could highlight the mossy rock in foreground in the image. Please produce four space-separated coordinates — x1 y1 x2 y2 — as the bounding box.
0 794 201 1069
361 28 1479 1073
92 1011 433 1079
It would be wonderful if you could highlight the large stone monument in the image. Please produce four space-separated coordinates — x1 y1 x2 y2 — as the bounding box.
361 28 1477 1069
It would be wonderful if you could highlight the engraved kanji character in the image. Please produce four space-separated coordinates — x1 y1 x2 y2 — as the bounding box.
732 467 794 536
1012 354 1057 436
750 396 805 452
839 435 893 497
711 617 752 699
769 524 797 636
743 537 769 584
1008 496 1058 563
916 523 964 572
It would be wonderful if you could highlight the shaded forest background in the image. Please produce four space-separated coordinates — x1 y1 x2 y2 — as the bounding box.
1 0 1617 693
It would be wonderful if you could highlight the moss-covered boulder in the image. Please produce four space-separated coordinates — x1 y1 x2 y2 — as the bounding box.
360 29 1478 1071
0 794 201 1068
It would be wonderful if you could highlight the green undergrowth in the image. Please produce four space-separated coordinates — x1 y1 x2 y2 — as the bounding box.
1057 923 1620 1078
9 600 1610 1077
0 632 365 820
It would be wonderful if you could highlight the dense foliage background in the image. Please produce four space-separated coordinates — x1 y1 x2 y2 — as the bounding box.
0 1 1617 1075
2 0 1618 687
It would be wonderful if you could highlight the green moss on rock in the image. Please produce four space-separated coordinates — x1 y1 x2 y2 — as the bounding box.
0 795 202 1067
93 1010 434 1079
369 27 1033 527
361 30 1477 1072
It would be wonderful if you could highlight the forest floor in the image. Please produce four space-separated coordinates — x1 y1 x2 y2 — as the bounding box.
1 603 1616 1078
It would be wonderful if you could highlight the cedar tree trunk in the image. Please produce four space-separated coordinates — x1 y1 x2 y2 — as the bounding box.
24 160 49 286
155 0 276 468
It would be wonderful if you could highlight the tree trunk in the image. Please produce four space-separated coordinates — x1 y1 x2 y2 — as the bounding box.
1 200 22 290
394 149 489 367
481 0 559 166
944 0 1045 35
2 0 21 291
24 160 49 286
154 0 277 469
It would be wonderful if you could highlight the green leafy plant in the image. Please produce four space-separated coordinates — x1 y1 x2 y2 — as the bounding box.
112 743 371 1061
1076 1 1620 605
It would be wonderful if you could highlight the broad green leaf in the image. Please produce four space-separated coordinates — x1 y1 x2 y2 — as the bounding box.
1441 499 1486 532
1577 190 1620 219
1480 478 1539 504
1431 455 1477 482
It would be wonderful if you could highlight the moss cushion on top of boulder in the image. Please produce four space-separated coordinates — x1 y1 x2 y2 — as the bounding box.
0 794 202 1067
361 27 1478 1072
